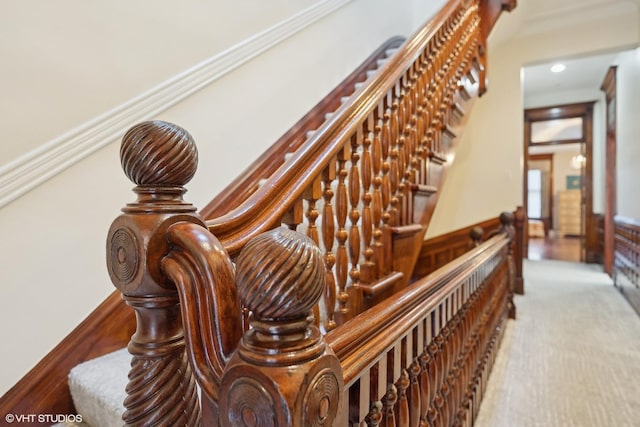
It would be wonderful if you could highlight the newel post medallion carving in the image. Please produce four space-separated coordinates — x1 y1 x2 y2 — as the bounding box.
107 121 202 426
220 228 344 426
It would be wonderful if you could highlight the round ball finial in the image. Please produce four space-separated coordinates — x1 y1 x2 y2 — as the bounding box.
500 211 515 226
120 121 198 187
236 228 325 320
469 226 484 243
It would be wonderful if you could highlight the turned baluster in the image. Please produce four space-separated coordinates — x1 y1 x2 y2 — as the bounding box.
380 110 393 274
361 121 376 283
106 121 202 426
395 370 410 427
371 123 385 279
335 146 351 325
381 385 398 427
407 360 422 427
219 228 343 426
348 132 363 316
321 163 338 331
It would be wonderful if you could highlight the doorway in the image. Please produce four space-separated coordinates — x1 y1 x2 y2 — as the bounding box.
523 102 596 263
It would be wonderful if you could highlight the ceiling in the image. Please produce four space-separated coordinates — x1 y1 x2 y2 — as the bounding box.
490 0 640 103
522 52 620 100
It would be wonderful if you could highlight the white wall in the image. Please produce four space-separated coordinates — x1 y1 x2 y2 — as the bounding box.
0 0 447 396
614 47 640 218
426 0 639 238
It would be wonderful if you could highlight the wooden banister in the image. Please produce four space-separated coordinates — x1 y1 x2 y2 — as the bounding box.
2 1 518 423
206 0 481 255
102 119 516 425
325 228 513 425
200 36 406 219
201 0 500 330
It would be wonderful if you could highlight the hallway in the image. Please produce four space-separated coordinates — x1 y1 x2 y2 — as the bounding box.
475 260 640 427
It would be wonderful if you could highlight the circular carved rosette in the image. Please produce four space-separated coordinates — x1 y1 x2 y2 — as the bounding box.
108 227 139 286
302 369 341 426
225 377 278 427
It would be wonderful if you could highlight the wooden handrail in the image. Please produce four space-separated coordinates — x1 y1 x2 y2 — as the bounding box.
200 36 406 219
2 2 517 424
327 230 513 425
205 0 480 256
327 233 508 373
199 0 504 330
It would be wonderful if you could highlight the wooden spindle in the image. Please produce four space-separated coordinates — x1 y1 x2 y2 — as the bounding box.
348 133 363 316
322 163 338 331
335 147 351 325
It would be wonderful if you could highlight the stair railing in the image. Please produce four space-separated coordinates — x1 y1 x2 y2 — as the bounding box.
203 0 487 331
107 124 516 424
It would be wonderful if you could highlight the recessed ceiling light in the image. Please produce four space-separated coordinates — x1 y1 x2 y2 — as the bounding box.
550 63 566 73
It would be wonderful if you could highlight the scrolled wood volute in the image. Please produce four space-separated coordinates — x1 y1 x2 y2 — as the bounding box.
107 121 203 426
220 228 343 426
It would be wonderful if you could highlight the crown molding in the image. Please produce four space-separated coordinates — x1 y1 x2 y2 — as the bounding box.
0 0 352 208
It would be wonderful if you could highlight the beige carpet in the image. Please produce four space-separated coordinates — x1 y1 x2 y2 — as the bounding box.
475 260 640 427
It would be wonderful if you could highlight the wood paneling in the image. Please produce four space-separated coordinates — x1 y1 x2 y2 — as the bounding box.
412 216 501 280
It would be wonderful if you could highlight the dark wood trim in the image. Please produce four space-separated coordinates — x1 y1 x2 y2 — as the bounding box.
0 291 134 417
614 215 640 315
601 66 617 275
595 213 605 264
412 215 501 281
524 101 597 263
529 138 584 147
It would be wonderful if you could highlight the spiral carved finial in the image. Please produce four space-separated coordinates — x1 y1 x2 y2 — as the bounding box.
120 121 198 187
235 228 325 320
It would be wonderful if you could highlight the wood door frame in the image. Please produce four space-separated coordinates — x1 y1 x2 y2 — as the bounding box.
529 153 554 234
523 101 597 262
601 66 617 275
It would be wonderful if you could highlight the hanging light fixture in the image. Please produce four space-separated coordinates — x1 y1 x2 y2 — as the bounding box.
571 154 586 169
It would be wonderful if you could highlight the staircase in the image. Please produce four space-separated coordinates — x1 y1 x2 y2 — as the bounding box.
0 1 517 425
65 37 410 426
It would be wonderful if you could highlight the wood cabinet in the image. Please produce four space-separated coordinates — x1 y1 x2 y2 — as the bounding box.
557 190 582 236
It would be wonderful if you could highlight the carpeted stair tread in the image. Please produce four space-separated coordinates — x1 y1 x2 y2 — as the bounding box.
67 348 129 427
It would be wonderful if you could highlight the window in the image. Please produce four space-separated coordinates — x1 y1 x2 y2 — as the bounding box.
528 169 542 218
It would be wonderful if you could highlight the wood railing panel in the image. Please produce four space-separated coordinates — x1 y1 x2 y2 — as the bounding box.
328 233 512 426
614 215 640 314
412 215 501 281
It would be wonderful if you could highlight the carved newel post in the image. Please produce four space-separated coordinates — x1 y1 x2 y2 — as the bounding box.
499 211 517 320
220 228 344 426
106 121 202 425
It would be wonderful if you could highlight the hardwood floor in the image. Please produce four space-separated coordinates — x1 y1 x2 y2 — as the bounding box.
528 236 582 262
